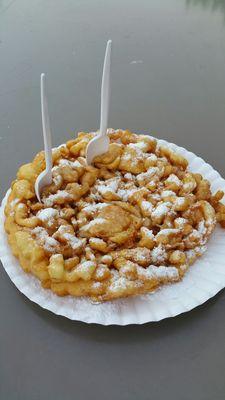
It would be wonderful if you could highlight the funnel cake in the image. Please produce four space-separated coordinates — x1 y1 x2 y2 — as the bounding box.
4 130 225 301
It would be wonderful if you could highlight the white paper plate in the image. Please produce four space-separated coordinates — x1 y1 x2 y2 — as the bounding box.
1 139 225 325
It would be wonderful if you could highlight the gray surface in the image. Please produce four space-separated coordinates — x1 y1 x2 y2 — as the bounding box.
1 1 225 399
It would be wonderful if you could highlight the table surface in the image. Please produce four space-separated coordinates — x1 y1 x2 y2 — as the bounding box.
1 1 225 399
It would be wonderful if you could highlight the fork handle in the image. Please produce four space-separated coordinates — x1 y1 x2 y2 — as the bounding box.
41 73 53 171
100 40 112 137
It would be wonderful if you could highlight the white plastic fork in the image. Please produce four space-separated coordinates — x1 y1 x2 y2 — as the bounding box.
86 40 112 165
35 73 53 202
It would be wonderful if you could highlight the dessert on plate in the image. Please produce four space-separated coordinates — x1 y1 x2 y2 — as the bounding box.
4 129 225 301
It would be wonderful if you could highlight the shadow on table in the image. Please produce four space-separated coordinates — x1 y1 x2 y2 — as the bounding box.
20 289 224 344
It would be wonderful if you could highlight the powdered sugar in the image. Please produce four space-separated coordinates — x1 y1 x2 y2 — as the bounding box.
191 229 201 239
96 174 138 202
186 245 207 261
83 203 108 214
55 225 85 250
136 167 159 183
128 141 147 152
108 274 136 293
96 178 119 195
137 265 179 280
95 265 107 278
152 202 171 219
166 174 181 186
76 260 96 274
53 174 62 186
161 190 176 199
117 187 137 201
151 193 161 201
43 190 72 206
128 143 145 158
109 277 129 293
175 217 187 227
146 154 157 163
140 200 153 215
32 227 59 253
37 208 59 226
124 173 134 180
92 281 102 289
151 245 167 264
174 197 186 207
156 228 180 237
63 233 85 250
141 227 154 239
58 158 83 170
198 220 207 236
90 237 105 245
82 218 107 231
122 152 132 162
89 191 102 201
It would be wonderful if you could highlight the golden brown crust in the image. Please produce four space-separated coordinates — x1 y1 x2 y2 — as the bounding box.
4 129 225 301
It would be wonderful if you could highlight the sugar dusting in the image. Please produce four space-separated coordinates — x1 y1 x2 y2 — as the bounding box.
156 228 180 237
137 265 179 280
152 202 171 219
141 227 154 239
32 227 59 253
58 159 82 169
136 167 159 183
161 190 176 198
140 200 153 213
82 218 107 231
44 190 72 206
83 203 108 214
37 208 59 226
166 174 181 186
96 178 119 195
151 245 167 264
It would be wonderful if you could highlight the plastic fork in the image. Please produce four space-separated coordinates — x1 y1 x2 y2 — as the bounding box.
35 73 53 202
86 40 112 165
